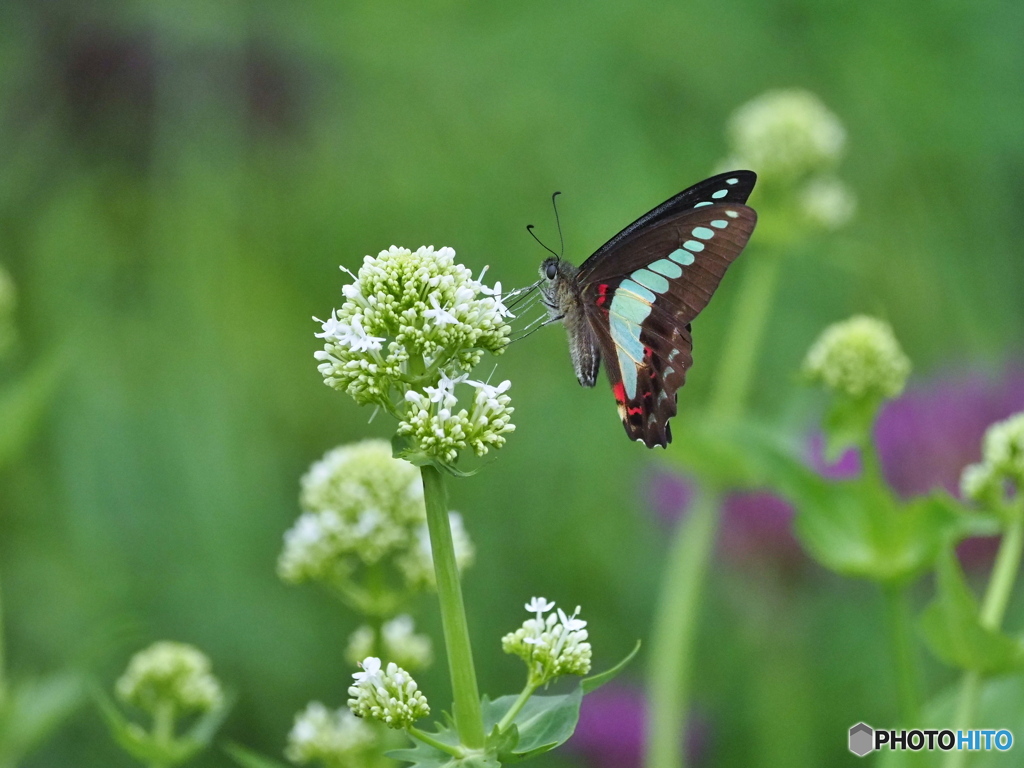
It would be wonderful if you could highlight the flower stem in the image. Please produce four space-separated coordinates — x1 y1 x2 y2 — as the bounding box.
944 513 1024 768
646 491 720 768
408 725 466 758
646 250 780 768
496 682 538 733
420 464 485 749
882 583 921 726
707 251 780 422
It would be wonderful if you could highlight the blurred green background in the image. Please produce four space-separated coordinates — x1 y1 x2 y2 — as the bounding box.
1 1 1022 766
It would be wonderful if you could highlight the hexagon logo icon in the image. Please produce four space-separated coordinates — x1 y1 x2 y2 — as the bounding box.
849 722 874 757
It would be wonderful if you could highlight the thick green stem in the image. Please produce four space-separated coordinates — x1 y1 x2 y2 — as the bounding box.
707 252 780 422
645 492 720 768
148 700 175 768
420 465 485 749
944 514 1024 768
882 583 921 726
646 250 779 768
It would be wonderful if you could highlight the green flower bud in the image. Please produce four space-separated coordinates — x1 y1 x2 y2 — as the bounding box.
502 598 592 687
347 657 429 729
115 641 222 715
803 316 910 400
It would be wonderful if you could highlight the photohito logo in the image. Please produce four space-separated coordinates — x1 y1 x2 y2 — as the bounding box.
848 723 1013 756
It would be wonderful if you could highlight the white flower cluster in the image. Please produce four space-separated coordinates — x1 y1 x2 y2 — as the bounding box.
961 412 1024 504
115 641 222 715
278 440 473 594
345 615 433 671
724 89 856 231
347 657 430 729
803 315 910 400
501 597 592 687
399 372 515 464
314 245 515 464
285 702 377 767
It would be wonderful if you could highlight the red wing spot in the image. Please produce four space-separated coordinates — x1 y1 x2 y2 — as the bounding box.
643 390 653 400
596 283 610 308
626 404 644 416
644 346 653 358
612 381 626 404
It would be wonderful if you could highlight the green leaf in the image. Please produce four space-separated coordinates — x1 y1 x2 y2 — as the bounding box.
223 741 290 768
0 672 84 764
582 640 641 694
482 689 582 762
919 550 1024 675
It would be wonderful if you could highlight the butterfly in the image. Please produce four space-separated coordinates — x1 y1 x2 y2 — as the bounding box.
537 170 757 448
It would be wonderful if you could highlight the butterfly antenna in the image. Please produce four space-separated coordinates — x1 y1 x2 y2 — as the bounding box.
509 313 564 344
551 191 564 258
526 224 559 258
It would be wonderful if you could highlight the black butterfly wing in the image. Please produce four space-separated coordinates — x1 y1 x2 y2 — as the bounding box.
578 170 756 280
581 201 757 447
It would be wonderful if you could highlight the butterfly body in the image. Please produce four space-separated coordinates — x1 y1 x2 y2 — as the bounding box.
538 171 758 448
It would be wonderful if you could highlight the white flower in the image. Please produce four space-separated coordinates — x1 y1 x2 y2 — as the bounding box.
502 599 592 686
397 378 515 464
525 597 555 619
423 294 460 326
347 658 429 729
285 702 377 766
115 641 222 715
727 89 846 183
314 245 511 410
803 316 910 400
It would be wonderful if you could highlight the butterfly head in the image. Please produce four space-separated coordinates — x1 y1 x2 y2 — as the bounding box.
538 257 579 321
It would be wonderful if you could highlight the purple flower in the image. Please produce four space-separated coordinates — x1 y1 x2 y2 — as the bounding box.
874 368 1024 498
570 683 709 768
646 469 695 528
719 491 803 569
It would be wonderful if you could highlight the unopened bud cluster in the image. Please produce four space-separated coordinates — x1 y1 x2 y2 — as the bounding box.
803 315 910 400
115 641 222 715
502 597 592 687
347 657 430 729
961 412 1024 506
723 89 856 231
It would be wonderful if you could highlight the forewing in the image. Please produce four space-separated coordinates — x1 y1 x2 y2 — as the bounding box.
581 202 757 447
579 170 756 278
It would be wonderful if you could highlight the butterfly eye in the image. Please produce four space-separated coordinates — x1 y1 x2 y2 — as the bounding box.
545 262 558 280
